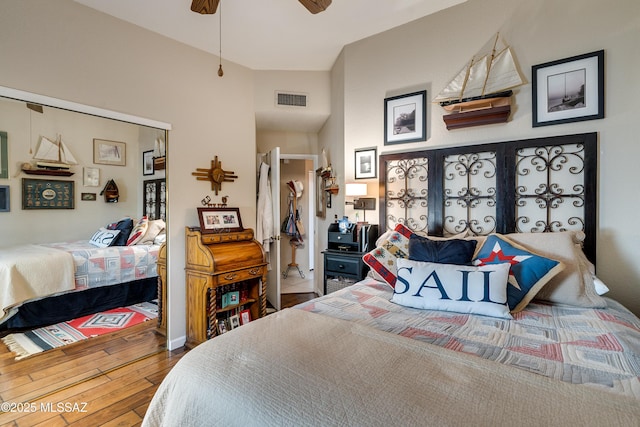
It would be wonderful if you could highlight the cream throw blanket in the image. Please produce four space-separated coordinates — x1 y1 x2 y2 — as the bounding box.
0 244 75 323
143 309 640 427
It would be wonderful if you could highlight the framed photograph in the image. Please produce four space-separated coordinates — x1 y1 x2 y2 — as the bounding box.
0 185 9 212
229 314 241 329
0 131 8 179
354 148 377 179
197 207 243 233
240 309 251 325
22 178 74 210
143 150 155 175
532 50 604 127
83 167 100 187
217 318 228 335
81 192 97 201
315 168 326 218
384 90 427 145
93 139 126 166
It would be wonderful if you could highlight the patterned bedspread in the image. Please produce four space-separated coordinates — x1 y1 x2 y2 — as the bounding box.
295 277 640 398
41 241 159 290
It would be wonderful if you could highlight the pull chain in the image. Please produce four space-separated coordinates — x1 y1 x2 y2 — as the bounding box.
217 0 223 77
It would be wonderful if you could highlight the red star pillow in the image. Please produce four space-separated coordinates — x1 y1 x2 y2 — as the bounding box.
473 234 565 312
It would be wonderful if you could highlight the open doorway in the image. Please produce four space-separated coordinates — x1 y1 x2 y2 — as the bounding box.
279 157 315 294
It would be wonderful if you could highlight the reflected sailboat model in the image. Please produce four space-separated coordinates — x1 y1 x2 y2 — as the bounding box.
22 134 78 176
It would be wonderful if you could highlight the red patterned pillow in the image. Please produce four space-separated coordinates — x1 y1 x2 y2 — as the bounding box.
362 223 413 289
126 216 149 246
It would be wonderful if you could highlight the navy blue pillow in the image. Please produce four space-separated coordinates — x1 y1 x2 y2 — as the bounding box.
408 234 477 265
107 217 134 246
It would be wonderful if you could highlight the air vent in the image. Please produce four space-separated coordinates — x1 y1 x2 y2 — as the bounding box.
276 92 308 108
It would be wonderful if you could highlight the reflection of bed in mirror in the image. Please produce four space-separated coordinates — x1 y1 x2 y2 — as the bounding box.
0 217 165 337
143 133 640 426
0 87 171 345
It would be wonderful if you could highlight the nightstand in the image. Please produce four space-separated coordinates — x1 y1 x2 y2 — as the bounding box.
322 250 368 294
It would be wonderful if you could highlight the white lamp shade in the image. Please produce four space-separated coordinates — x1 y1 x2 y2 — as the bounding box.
345 183 368 197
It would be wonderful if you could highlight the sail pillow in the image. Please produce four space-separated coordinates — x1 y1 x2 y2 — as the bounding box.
89 227 121 248
392 259 512 319
127 216 149 246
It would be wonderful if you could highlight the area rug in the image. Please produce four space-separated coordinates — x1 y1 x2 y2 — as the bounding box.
1 300 158 360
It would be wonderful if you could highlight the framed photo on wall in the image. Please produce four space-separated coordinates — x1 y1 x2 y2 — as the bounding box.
143 150 155 175
22 178 74 210
197 207 243 233
315 168 326 218
93 139 126 166
532 50 604 127
0 131 8 179
0 185 9 212
354 148 376 179
384 90 427 145
83 167 100 187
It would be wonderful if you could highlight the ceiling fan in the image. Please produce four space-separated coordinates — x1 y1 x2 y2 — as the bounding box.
190 0 332 15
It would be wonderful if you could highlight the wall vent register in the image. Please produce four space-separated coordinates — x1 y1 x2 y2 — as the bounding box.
276 92 308 107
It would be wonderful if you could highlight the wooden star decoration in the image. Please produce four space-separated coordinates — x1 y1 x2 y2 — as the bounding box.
192 156 238 195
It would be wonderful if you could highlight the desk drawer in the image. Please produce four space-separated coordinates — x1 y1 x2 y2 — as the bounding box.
325 255 361 276
216 267 264 286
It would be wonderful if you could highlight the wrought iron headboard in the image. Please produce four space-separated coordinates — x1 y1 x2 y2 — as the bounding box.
378 133 597 264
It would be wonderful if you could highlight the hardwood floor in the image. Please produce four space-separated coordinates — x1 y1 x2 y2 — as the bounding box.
281 292 317 308
0 322 184 426
1 292 317 426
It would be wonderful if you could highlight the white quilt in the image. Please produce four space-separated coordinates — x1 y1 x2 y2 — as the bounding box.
143 309 640 427
0 244 75 323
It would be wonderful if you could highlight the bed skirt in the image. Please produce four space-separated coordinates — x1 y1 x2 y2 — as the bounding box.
0 277 158 338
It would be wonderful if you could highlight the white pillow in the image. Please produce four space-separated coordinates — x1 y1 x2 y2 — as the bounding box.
392 259 512 319
89 227 121 248
138 219 166 245
504 232 605 308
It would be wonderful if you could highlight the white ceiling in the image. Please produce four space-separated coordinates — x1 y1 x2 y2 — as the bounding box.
74 0 466 71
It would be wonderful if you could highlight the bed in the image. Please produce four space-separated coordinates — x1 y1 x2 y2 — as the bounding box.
142 133 640 426
0 216 164 336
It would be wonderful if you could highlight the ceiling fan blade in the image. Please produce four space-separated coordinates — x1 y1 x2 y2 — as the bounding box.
298 0 332 14
191 0 220 14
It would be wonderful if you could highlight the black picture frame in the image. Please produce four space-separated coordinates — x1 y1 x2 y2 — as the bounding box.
384 90 427 145
532 50 604 127
0 131 8 179
354 148 377 179
143 150 155 175
0 185 9 212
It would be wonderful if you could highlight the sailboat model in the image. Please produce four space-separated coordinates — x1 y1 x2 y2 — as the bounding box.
22 134 78 176
434 33 525 130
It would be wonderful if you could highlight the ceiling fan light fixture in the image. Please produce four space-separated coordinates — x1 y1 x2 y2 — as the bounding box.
298 0 332 14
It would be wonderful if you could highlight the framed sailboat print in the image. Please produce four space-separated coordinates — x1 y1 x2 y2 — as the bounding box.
384 91 426 145
532 50 604 127
94 139 126 166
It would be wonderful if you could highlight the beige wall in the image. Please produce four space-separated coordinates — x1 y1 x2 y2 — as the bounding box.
329 0 640 314
0 98 151 245
0 1 257 347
